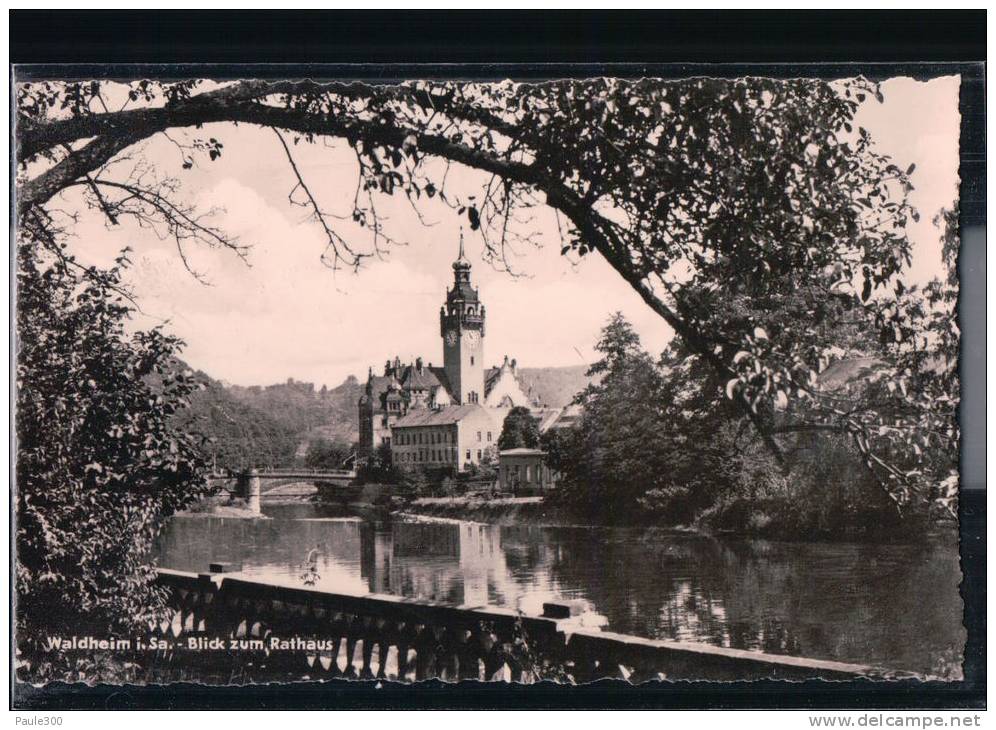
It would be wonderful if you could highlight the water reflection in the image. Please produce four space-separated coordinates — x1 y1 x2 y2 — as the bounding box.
154 504 964 677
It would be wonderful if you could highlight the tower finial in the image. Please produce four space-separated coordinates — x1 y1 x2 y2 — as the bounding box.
452 227 471 273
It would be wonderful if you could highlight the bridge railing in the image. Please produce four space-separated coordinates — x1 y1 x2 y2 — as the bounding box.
152 569 903 683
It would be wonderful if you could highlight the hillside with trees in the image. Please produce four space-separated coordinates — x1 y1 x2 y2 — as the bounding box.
174 372 362 471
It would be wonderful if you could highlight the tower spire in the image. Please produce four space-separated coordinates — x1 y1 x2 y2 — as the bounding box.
456 228 467 263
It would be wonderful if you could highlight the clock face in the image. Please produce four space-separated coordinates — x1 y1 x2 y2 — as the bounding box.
444 330 458 347
465 330 480 347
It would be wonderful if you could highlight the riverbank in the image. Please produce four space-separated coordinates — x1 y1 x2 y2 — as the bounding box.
178 496 266 519
396 495 608 527
393 494 956 544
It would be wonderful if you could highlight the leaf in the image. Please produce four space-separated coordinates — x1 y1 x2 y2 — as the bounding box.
467 206 481 231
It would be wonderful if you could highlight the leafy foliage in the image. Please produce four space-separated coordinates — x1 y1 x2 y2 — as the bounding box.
546 315 685 522
303 437 352 470
497 406 541 451
175 378 300 471
15 232 208 661
549 313 946 535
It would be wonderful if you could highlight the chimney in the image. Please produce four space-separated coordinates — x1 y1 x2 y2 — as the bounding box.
416 356 424 373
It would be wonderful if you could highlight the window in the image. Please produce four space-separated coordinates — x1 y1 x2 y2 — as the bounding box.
477 450 482 461
525 465 531 482
466 450 471 461
487 431 492 442
477 431 482 442
470 356 475 365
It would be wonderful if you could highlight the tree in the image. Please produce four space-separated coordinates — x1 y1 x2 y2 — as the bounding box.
549 314 679 521
303 437 352 470
15 231 208 675
15 76 955 515
497 406 540 451
356 442 398 484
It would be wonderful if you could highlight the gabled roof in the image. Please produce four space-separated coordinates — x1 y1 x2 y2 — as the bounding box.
484 367 502 394
393 404 493 428
400 364 443 391
484 364 538 405
427 366 452 396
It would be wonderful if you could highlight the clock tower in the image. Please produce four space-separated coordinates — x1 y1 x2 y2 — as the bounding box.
440 232 486 405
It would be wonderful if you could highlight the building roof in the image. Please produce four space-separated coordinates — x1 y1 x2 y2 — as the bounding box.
365 375 392 403
484 362 537 405
401 364 444 391
427 366 452 395
364 362 456 411
499 448 547 457
392 403 493 428
484 366 502 394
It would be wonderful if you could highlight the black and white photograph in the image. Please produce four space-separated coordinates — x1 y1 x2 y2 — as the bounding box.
9 9 985 714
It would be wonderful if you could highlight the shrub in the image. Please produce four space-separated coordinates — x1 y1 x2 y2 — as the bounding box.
15 239 208 676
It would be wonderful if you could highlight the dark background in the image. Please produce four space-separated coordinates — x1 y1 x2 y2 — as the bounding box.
9 9 985 711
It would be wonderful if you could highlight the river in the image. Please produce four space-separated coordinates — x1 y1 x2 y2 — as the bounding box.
154 502 965 678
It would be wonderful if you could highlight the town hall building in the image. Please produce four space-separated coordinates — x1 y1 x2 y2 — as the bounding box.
358 235 536 469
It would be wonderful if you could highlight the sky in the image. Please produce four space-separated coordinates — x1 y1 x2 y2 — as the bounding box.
59 75 961 388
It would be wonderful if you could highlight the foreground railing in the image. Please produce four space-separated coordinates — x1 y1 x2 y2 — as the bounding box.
153 568 900 683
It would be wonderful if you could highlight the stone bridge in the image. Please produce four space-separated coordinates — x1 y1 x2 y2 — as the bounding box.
207 469 358 513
